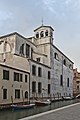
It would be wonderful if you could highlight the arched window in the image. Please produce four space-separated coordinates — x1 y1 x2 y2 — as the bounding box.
5 43 11 53
63 59 66 66
25 91 28 98
54 52 59 60
20 44 24 55
0 41 12 54
69 64 72 69
45 30 48 36
36 32 39 38
50 31 53 37
40 31 44 38
26 44 30 57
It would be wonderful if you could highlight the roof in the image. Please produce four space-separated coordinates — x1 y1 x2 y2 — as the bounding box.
34 25 54 32
29 59 51 69
0 32 36 47
52 44 74 64
37 42 74 64
0 32 17 39
0 64 30 74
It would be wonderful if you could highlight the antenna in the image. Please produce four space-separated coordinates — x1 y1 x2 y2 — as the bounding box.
41 17 44 26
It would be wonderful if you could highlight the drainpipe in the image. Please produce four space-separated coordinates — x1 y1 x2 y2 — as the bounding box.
28 58 30 104
62 56 64 97
29 72 30 104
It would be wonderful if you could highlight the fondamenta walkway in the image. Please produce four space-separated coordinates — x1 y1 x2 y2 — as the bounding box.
19 102 80 120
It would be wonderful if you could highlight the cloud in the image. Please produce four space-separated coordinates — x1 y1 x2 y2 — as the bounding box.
65 0 72 4
43 0 80 12
73 0 80 9
0 11 12 21
0 10 13 30
43 0 55 5
42 0 56 14
65 0 80 10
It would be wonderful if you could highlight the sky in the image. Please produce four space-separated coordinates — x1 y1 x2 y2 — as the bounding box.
0 0 80 71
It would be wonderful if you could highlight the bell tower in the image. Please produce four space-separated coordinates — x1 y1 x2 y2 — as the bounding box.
33 25 54 66
34 25 54 45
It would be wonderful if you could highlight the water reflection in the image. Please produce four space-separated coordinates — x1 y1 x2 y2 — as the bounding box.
0 99 80 120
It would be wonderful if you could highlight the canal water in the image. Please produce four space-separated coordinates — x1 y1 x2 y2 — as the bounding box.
0 99 80 120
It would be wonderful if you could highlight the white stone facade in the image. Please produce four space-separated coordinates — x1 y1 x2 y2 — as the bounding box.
0 25 73 105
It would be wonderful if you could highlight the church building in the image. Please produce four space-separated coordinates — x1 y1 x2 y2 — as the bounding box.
0 24 73 105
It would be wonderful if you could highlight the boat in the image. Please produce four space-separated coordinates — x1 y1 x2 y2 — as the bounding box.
11 103 35 110
76 94 80 98
63 96 72 100
35 99 51 106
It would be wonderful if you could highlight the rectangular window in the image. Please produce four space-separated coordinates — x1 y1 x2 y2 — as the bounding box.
32 65 36 75
48 71 50 79
26 44 30 57
48 84 50 94
67 78 69 87
60 75 63 86
3 70 9 80
38 82 42 93
20 74 23 82
77 85 79 90
77 81 79 84
15 89 20 98
38 67 42 77
25 75 28 82
36 58 40 62
3 89 7 99
32 82 36 93
14 72 19 81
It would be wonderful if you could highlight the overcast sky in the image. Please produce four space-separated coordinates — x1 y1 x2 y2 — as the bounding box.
0 0 80 70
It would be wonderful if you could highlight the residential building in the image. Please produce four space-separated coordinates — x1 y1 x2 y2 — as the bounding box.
73 68 80 96
0 24 74 105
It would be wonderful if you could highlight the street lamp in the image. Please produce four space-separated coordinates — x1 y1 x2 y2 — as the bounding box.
42 88 47 100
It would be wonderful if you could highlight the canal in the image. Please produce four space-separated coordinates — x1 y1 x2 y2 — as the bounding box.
0 99 80 120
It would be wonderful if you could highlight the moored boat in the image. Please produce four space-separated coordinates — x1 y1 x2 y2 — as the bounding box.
35 99 51 106
11 104 35 110
76 94 80 98
63 96 72 100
